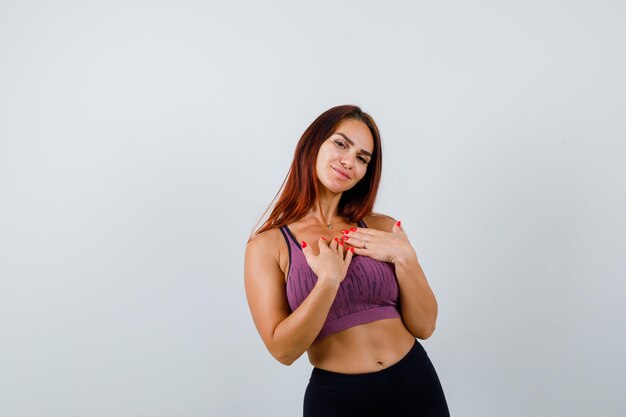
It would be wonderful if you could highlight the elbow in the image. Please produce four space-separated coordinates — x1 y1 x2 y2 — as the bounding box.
418 312 438 340
414 323 436 340
274 352 296 366
280 358 295 366
265 331 298 366
274 344 308 366
269 344 297 366
266 330 307 366
420 326 435 340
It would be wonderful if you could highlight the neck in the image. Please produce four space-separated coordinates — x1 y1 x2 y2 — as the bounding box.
312 188 342 227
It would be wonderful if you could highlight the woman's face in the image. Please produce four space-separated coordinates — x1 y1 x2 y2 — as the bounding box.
315 119 374 194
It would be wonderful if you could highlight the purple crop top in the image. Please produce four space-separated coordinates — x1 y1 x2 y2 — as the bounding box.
279 219 402 343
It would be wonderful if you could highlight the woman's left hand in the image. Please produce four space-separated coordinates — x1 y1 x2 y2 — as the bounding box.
341 221 417 264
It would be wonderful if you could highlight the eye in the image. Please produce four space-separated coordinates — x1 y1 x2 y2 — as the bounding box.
334 140 346 149
358 156 369 164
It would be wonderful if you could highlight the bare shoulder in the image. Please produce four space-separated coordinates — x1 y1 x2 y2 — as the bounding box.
363 212 398 232
246 227 283 262
247 227 281 249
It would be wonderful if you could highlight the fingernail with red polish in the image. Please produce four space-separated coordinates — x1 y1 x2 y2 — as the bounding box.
334 237 339 242
301 241 307 248
321 237 326 240
341 236 349 241
341 229 349 234
339 241 344 246
396 220 401 227
350 227 357 232
349 247 354 252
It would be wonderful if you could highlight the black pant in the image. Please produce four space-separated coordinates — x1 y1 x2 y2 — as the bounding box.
303 339 450 417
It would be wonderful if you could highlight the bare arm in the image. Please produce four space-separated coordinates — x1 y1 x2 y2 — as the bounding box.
394 253 438 339
244 231 347 365
349 214 439 339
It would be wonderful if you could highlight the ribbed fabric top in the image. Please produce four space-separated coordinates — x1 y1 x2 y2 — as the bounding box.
279 219 401 343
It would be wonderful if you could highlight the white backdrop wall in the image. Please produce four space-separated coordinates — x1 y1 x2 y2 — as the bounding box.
1 1 624 416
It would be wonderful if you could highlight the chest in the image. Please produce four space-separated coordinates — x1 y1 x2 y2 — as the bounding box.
286 251 398 294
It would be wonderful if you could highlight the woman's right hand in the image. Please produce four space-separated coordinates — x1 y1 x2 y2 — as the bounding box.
301 238 354 287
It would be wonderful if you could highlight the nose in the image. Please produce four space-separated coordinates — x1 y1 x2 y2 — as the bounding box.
340 154 354 169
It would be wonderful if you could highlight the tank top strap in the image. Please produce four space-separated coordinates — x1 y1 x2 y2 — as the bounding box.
279 225 301 250
357 219 368 228
278 226 295 266
278 225 291 246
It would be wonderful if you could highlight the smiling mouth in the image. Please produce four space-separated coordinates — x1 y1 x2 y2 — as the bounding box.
332 167 351 180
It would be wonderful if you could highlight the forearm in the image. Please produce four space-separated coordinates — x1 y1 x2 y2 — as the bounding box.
272 278 339 365
394 253 438 339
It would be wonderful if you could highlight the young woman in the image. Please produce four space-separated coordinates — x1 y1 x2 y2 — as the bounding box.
244 105 450 416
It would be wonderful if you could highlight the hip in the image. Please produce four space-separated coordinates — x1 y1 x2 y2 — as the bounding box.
304 340 450 416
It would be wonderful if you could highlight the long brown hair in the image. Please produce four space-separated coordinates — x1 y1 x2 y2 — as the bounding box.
250 105 383 239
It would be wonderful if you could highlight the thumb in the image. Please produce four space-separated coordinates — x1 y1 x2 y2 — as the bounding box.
316 236 330 253
392 220 403 233
300 240 312 258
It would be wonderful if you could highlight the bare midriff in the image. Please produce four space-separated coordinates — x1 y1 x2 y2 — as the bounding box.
306 317 417 374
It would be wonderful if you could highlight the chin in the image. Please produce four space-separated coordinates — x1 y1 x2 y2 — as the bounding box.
322 180 355 194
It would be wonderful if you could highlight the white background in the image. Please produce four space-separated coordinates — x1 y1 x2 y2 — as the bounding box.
1 1 624 416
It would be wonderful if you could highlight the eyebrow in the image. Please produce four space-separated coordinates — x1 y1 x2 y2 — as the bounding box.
335 133 373 158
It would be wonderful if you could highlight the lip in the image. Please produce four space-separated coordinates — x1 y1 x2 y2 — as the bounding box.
332 166 352 180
